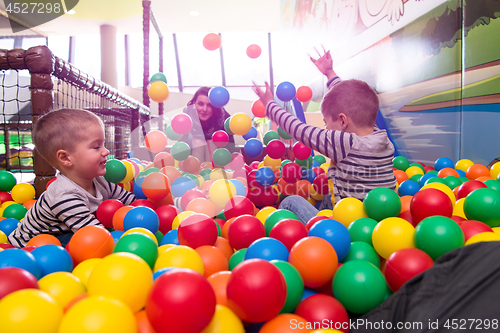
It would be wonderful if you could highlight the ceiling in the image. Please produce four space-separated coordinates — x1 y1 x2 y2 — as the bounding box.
0 0 281 37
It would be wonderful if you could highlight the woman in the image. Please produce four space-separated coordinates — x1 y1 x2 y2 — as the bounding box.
179 87 236 162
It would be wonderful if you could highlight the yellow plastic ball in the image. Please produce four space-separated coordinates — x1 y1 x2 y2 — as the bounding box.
59 295 137 333
201 304 245 333
87 252 153 313
421 182 456 208
263 155 281 170
306 197 317 206
158 244 176 255
122 228 159 245
372 217 415 259
455 159 474 173
453 198 466 219
405 166 424 178
320 162 330 173
310 185 324 201
317 209 333 217
172 211 195 229
148 81 170 103
229 113 252 136
210 168 232 181
331 197 367 228
209 179 237 208
0 229 7 243
11 183 36 204
154 245 204 275
256 206 277 225
0 289 63 333
490 161 500 180
465 231 500 245
72 258 103 288
121 160 135 183
38 272 86 308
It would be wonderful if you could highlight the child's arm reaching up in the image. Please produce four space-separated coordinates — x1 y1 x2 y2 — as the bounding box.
310 47 337 80
252 81 274 107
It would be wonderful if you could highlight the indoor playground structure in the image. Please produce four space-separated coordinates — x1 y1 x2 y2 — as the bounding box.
1 1 500 333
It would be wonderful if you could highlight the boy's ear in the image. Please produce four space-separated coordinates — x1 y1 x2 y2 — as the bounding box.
56 149 73 167
339 113 348 131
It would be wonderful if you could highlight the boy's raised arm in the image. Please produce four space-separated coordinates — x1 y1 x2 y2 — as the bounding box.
310 47 337 80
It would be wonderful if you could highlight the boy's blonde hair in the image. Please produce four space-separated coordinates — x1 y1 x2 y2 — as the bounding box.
320 79 379 128
33 108 104 167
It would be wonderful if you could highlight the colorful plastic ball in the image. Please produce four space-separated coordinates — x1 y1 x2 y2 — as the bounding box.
254 166 274 187
276 81 296 102
154 205 178 235
160 229 180 246
456 179 488 199
240 127 257 142
308 219 351 261
150 72 167 84
268 260 304 314
295 294 350 333
392 156 410 171
0 217 18 238
405 165 424 179
87 252 153 313
251 99 266 118
170 141 191 161
0 267 39 300
296 85 313 103
281 162 302 183
245 237 289 262
112 206 133 231
177 213 218 248
209 179 237 208
195 245 228 278
67 226 115 265
455 158 473 172
421 182 456 208
0 171 16 192
434 157 454 171
341 241 380 268
141 172 171 201
103 159 126 184
0 289 63 333
154 153 175 170
465 231 500 245
148 81 170 103
147 268 216 333
71 258 102 289
410 188 453 224
289 236 338 288
94 199 123 229
265 139 285 160
171 113 193 135
331 197 367 228
31 244 73 277
414 215 464 260
144 130 167 154
203 32 221 50
463 188 500 227
201 304 245 333
223 196 253 220
123 206 159 234
372 217 415 259
260 131 278 146
2 203 27 220
332 260 387 314
0 248 41 279
244 138 263 158
466 163 490 180
226 214 264 250
171 176 197 198
180 188 205 210
11 183 35 204
229 113 252 136
363 187 401 222
212 130 229 148
398 179 420 197
259 313 311 333
227 258 286 322
269 219 308 251
209 86 230 108
459 220 493 243
155 245 204 274
384 248 434 292
265 209 300 236
245 43 262 59
113 233 158 269
38 271 86 308
212 148 232 167
292 141 312 160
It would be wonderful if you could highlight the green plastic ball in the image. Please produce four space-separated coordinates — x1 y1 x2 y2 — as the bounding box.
143 167 160 176
2 203 28 220
484 180 500 194
165 124 182 140
224 118 234 135
170 141 191 161
229 248 247 270
363 188 401 222
414 215 464 260
150 72 167 83
263 131 280 145
265 209 300 236
332 260 387 314
444 176 462 190
183 173 200 187
0 171 17 192
280 159 292 170
295 156 314 170
347 217 378 246
212 148 231 167
424 176 447 186
426 170 438 175
277 127 292 140
410 174 423 183
271 260 304 313
313 155 327 165
340 241 381 268
216 210 226 221
463 188 500 227
392 156 410 171
113 233 158 269
155 230 163 244
199 169 212 181
409 163 425 173
104 159 127 183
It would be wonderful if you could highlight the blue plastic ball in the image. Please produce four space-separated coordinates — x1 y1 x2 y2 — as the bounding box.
170 176 197 197
0 217 19 237
301 169 317 183
398 180 421 197
0 248 41 279
242 126 258 140
229 179 247 196
434 157 454 171
301 288 318 301
418 173 438 187
244 138 264 158
456 169 466 177
209 86 230 108
276 81 296 102
31 244 73 277
123 206 160 234
308 219 351 261
153 267 178 280
245 237 289 262
110 230 124 243
255 167 275 187
133 176 148 200
160 229 180 246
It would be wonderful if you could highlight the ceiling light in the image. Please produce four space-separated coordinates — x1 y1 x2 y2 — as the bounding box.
190 11 200 16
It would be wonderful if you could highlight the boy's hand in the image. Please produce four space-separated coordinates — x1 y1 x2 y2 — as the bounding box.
310 47 336 79
252 81 274 106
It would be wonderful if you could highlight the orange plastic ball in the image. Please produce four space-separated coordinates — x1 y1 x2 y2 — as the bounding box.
289 236 338 288
145 130 168 154
221 217 236 240
67 226 115 265
135 310 156 333
466 164 490 180
437 167 459 178
195 245 229 277
148 81 170 103
180 156 201 175
26 233 62 247
112 206 134 231
160 166 181 184
393 170 409 184
23 199 37 210
259 313 312 333
153 152 175 169
214 236 234 260
141 172 171 201
400 195 413 213
207 271 231 307
296 180 312 199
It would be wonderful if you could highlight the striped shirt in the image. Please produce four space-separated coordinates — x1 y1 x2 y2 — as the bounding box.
8 174 136 247
266 76 397 203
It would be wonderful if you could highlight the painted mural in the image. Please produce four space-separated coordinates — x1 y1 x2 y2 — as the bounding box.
281 0 500 166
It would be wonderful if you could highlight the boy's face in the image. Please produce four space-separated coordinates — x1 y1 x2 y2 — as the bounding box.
70 123 109 179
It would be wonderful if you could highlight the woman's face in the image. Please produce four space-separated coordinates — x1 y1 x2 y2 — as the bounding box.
194 95 213 122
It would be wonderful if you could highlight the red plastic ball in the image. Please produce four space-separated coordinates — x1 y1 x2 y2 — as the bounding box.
227 214 266 250
311 167 325 176
292 142 312 160
296 86 313 103
251 100 266 118
224 196 254 220
202 33 221 51
246 187 262 207
155 204 180 234
131 199 156 210
456 180 488 199
269 218 308 251
146 269 216 333
227 259 287 323
399 209 417 227
277 178 297 196
0 191 12 203
260 186 279 206
177 213 218 249
96 199 125 229
313 173 329 195
46 178 57 190
458 220 493 242
281 162 302 183
212 130 229 148
246 44 262 59
305 215 329 230
384 248 434 292
294 294 350 333
266 139 286 160
67 225 115 265
171 113 193 135
410 188 453 224
0 267 39 300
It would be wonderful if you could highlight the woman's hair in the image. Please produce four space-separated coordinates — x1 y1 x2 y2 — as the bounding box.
33 108 104 167
187 87 224 122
